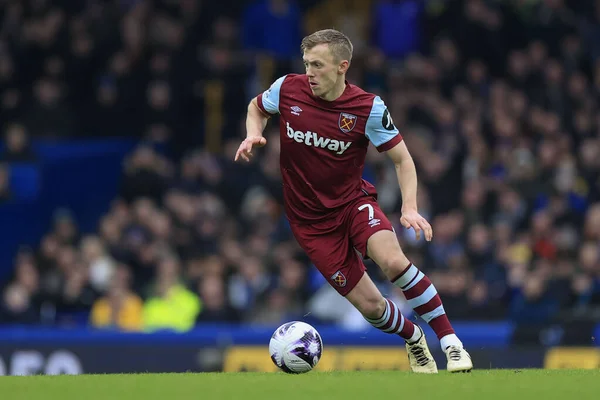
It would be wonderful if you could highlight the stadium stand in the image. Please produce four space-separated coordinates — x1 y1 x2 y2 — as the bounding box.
0 0 599 338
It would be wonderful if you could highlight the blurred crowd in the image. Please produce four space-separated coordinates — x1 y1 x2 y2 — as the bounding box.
2 0 600 332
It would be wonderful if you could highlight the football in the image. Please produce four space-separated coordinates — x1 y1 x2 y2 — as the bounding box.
269 321 323 373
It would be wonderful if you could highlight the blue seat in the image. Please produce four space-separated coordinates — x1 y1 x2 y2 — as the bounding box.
8 163 41 202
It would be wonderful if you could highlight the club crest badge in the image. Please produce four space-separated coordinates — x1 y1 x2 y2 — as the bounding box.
338 112 357 133
331 270 347 287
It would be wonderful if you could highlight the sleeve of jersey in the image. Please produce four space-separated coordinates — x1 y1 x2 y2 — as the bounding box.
365 96 403 152
256 75 286 115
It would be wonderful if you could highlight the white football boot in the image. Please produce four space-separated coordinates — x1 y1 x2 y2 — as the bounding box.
445 345 473 373
405 326 438 373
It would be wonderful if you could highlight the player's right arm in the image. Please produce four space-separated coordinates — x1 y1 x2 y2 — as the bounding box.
235 75 286 162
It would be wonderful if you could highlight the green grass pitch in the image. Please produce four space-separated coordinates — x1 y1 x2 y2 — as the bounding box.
1 370 598 400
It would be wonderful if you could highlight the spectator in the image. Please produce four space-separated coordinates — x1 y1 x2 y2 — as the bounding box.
24 78 75 138
142 255 200 332
0 284 38 324
80 235 117 293
1 124 37 163
119 145 173 204
196 274 240 323
90 264 143 331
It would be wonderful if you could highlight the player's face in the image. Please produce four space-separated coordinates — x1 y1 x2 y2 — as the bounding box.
303 44 348 100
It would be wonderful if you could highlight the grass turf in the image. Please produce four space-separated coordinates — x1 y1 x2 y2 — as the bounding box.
1 370 598 400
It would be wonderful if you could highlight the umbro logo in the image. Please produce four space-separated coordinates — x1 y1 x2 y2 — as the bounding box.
369 218 381 228
291 105 302 116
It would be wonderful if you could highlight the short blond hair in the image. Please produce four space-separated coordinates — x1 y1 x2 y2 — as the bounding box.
300 29 353 63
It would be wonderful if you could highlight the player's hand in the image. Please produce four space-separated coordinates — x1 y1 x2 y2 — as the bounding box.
400 209 433 242
234 136 267 162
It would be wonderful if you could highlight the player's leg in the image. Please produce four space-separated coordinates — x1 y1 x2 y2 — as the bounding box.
339 256 418 340
349 198 472 372
343 268 438 374
290 220 437 374
365 229 472 372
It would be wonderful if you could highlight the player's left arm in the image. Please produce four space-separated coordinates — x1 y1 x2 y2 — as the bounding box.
385 141 432 241
365 96 433 241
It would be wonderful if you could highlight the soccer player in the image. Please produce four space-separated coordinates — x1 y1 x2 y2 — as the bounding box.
235 29 472 373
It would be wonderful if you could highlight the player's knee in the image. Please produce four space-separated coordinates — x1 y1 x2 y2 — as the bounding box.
357 296 386 320
379 253 411 277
